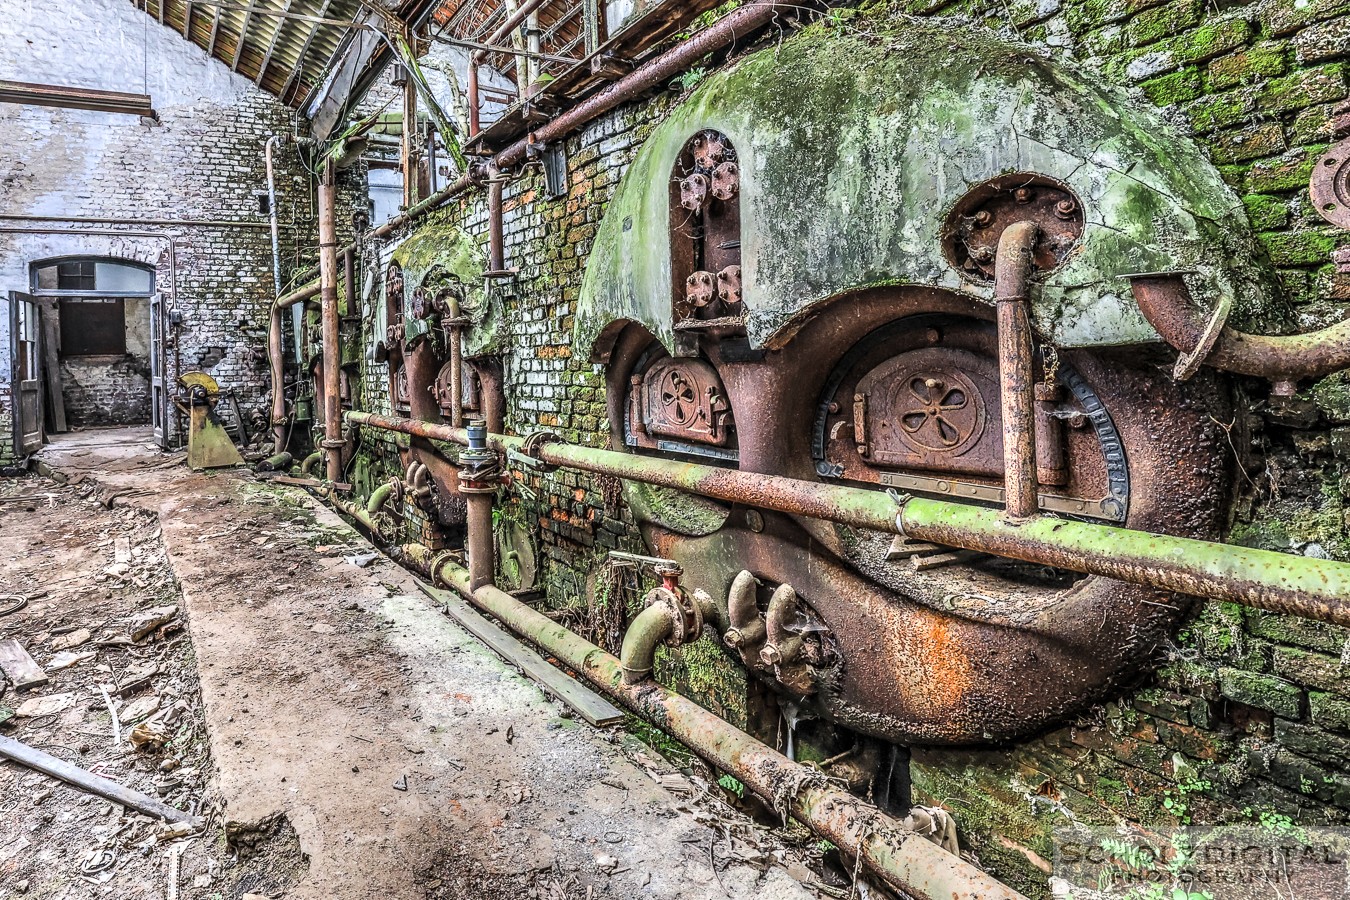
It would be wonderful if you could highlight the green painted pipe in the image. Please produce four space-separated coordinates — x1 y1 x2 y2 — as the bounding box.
345 411 1350 626
426 561 1024 900
299 451 323 477
366 481 396 515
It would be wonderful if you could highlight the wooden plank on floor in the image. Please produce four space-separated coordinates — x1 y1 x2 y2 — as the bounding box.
414 581 624 728
0 733 201 825
0 639 49 691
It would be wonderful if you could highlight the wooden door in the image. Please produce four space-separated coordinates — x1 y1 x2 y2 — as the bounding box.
9 292 42 455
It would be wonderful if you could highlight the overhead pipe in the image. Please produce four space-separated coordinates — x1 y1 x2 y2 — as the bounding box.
357 1 791 246
318 159 344 484
994 222 1039 520
346 411 1350 627
1129 273 1350 384
422 560 1024 900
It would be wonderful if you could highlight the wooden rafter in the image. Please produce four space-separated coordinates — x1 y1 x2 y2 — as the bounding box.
279 0 338 105
205 2 224 57
231 0 260 70
183 0 193 38
255 0 296 87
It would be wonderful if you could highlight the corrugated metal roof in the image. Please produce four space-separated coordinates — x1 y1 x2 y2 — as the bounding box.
131 0 366 106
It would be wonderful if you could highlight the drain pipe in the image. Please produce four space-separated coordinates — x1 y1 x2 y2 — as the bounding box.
995 222 1040 520
367 479 398 515
318 159 344 484
420 561 1022 900
346 412 1350 626
1129 273 1350 384
265 135 289 454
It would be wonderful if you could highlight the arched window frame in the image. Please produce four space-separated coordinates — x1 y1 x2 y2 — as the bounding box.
29 256 156 298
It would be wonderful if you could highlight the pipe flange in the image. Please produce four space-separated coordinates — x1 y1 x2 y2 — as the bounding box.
1172 290 1233 381
319 438 347 450
644 586 703 647
519 429 565 473
1311 137 1350 230
388 477 405 506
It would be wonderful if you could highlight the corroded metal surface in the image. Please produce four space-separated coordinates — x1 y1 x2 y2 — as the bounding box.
1312 137 1350 230
943 175 1081 282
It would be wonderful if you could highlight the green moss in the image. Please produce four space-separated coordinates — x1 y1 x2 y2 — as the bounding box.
1141 68 1203 105
1208 42 1289 90
1259 230 1340 267
1242 194 1291 231
1127 0 1202 48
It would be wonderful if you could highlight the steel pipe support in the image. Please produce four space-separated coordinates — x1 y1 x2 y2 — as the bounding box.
1130 274 1350 382
347 411 1350 626
994 222 1040 520
424 561 1023 900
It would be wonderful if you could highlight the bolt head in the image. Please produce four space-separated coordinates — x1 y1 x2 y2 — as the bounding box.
973 209 993 226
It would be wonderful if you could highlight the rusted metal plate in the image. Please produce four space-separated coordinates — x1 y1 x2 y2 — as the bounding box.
671 130 744 326
1311 137 1350 230
638 357 732 446
941 174 1084 281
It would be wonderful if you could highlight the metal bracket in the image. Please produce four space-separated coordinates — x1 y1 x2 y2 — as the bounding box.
1173 290 1232 381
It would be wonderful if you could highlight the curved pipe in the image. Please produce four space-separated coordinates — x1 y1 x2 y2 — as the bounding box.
761 583 803 667
1130 274 1350 382
994 222 1039 519
620 604 674 684
724 570 764 649
367 480 397 515
299 451 323 477
426 561 1024 900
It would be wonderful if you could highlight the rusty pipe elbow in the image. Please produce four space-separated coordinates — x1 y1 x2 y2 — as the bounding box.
367 479 398 515
1130 274 1350 382
620 602 675 685
760 583 804 668
993 222 1039 302
724 570 765 649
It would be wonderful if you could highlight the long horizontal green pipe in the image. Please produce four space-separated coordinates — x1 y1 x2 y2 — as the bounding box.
426 560 1024 900
346 412 1350 626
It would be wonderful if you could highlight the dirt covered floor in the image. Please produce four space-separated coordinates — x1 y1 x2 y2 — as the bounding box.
0 429 843 900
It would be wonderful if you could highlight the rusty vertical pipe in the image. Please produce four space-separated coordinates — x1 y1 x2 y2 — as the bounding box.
467 57 481 137
319 160 343 484
458 419 502 591
401 53 418 209
446 295 465 427
995 222 1040 520
343 247 355 315
264 136 288 454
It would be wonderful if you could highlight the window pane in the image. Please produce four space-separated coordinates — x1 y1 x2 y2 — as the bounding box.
35 265 58 290
59 299 127 356
95 261 153 293
57 260 96 291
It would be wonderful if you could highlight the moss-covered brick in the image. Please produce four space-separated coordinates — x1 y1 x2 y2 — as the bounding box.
1126 0 1202 47
1267 749 1350 806
1242 193 1292 230
1259 229 1341 266
1209 123 1288 163
1141 69 1203 105
1186 90 1254 132
1249 610 1350 655
1277 719 1350 766
1245 147 1326 192
1133 688 1193 725
1121 17 1252 81
1208 42 1290 90
1260 64 1349 115
1296 16 1350 63
1219 666 1306 717
1275 645 1350 693
1261 0 1350 37
1065 0 1167 30
1311 691 1350 731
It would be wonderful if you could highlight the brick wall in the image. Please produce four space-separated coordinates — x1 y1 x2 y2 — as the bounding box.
0 0 318 459
348 2 1350 894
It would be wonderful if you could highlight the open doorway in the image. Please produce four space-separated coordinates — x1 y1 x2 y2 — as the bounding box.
30 258 162 437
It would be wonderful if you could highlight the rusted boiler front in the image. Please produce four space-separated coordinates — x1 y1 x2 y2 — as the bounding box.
575 23 1277 744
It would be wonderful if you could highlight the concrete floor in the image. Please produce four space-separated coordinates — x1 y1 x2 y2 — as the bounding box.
23 428 819 900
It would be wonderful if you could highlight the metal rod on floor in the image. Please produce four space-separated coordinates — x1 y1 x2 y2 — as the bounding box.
346 411 1350 626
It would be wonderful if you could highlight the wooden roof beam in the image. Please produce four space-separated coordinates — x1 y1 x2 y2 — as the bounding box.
254 0 296 87
230 0 261 70
279 0 337 105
